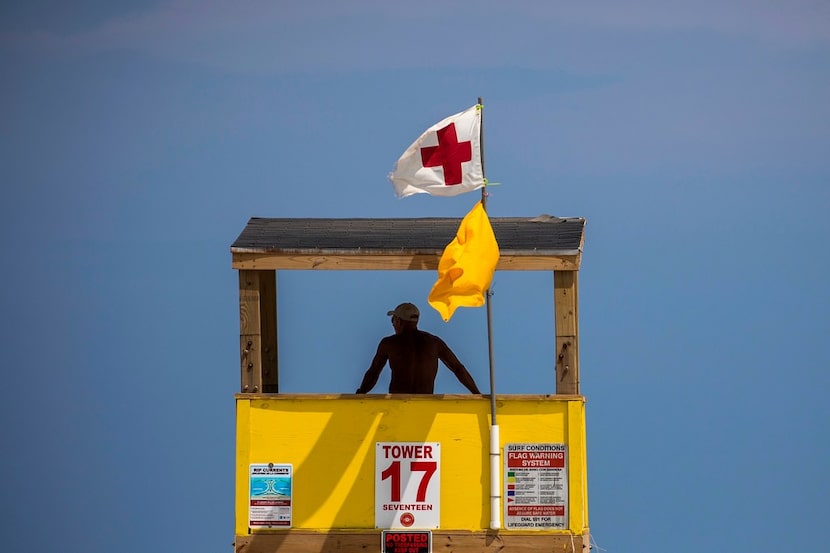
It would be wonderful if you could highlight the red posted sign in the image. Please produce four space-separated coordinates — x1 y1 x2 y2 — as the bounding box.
382 530 432 553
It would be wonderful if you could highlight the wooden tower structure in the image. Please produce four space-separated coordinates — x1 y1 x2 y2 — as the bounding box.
231 214 588 552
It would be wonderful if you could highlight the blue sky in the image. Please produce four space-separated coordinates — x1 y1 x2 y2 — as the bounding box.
2 1 828 551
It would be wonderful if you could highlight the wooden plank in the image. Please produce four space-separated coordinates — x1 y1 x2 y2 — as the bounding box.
234 393 586 401
239 270 278 393
239 271 262 335
232 252 581 272
234 401 251 526
567 401 589 532
554 271 578 336
554 271 579 395
261 271 278 393
496 254 580 271
235 531 585 553
239 334 262 394
554 335 579 395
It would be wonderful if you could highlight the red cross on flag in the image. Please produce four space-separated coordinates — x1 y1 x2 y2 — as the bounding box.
389 105 484 198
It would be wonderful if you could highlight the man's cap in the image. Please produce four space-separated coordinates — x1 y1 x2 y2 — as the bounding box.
387 302 420 322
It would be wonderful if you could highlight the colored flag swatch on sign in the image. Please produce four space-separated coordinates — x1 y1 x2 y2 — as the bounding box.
428 201 500 321
389 105 484 198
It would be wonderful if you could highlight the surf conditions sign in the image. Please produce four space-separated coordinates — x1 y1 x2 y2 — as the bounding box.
504 443 568 529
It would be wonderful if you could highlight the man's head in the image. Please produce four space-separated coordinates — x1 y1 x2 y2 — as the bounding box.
387 303 419 331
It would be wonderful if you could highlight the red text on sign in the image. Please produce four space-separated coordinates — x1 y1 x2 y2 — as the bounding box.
381 460 437 502
382 445 434 459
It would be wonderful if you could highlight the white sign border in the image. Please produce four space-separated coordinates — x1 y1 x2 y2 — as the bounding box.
248 463 293 530
375 442 441 529
503 443 568 530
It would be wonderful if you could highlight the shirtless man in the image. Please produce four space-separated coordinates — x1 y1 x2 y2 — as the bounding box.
356 302 482 394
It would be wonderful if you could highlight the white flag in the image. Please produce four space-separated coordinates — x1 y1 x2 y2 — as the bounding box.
389 105 484 198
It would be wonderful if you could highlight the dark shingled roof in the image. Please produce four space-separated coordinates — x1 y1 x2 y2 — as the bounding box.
231 216 586 256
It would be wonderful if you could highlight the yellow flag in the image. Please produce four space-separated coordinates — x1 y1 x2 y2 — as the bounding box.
428 201 500 321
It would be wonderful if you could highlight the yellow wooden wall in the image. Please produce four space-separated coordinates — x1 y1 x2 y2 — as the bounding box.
235 394 588 535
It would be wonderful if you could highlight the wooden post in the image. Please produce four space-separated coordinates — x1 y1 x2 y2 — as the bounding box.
554 270 579 395
239 270 279 393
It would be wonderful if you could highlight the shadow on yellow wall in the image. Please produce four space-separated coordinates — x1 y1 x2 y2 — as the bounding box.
236 394 586 544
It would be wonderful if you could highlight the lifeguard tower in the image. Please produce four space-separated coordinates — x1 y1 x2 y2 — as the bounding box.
231 214 588 552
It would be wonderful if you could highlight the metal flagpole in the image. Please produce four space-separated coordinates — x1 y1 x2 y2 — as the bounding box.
478 96 501 530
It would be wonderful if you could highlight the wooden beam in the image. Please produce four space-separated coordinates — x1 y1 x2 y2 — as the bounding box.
234 393 585 401
232 252 581 272
235 530 586 552
239 270 279 393
554 271 579 395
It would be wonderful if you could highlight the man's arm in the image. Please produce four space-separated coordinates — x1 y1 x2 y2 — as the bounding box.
438 339 482 394
356 340 389 393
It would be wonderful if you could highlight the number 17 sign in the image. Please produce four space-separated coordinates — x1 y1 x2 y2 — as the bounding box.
375 442 440 529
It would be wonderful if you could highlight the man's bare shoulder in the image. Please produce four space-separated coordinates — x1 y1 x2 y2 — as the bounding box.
418 329 446 344
410 329 446 343
383 329 444 346
378 334 397 347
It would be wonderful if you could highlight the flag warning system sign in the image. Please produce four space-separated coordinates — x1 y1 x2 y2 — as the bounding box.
375 442 440 529
504 443 568 529
249 463 292 529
